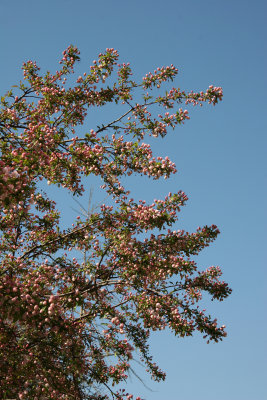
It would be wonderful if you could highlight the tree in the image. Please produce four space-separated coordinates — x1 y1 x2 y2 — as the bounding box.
0 46 231 400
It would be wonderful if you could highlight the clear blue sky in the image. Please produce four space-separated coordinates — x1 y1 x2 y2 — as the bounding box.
1 1 266 399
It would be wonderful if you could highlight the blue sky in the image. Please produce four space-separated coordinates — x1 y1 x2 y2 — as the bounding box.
1 1 266 399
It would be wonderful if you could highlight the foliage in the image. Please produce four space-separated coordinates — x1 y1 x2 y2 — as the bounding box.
0 46 230 400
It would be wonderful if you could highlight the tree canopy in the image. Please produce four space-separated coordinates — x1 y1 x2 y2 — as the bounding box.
0 46 231 400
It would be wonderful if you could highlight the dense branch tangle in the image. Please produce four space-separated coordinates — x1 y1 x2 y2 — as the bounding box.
0 46 230 400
